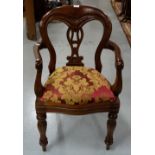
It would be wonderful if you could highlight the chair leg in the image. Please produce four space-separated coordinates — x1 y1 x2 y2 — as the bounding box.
105 111 118 150
36 112 48 151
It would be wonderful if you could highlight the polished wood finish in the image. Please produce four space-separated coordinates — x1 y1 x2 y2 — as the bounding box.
33 5 124 151
105 109 119 150
37 112 48 151
105 41 124 96
25 0 36 40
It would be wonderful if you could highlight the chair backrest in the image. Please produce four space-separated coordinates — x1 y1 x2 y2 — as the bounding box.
39 5 112 73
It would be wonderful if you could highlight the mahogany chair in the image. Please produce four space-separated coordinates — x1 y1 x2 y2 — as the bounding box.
33 5 124 151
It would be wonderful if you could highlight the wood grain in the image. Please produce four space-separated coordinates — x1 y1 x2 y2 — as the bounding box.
33 5 124 151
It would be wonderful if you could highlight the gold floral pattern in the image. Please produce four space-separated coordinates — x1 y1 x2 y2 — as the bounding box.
40 66 115 105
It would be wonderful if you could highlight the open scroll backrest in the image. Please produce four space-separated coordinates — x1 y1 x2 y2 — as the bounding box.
40 5 112 73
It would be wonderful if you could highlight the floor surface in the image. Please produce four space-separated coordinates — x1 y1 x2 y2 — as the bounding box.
23 0 131 154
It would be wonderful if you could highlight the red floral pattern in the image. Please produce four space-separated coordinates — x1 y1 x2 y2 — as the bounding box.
40 66 116 105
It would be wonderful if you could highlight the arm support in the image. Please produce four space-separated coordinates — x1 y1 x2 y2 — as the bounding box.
105 41 124 96
33 39 46 97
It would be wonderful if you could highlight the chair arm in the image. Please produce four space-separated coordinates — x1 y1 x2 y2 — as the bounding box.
33 40 45 97
105 40 124 96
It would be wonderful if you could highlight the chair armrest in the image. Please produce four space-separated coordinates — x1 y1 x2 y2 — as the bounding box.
105 40 124 96
33 39 45 97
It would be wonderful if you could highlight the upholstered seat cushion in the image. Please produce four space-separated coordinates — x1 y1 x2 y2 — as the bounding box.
40 66 116 105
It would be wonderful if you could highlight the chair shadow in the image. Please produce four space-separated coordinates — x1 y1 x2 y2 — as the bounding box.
47 113 130 150
112 114 131 149
47 114 64 150
91 113 131 149
47 114 85 150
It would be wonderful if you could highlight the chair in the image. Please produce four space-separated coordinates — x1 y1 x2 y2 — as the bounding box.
33 5 124 151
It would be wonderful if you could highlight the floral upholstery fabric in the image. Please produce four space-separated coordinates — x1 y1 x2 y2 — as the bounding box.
40 66 116 105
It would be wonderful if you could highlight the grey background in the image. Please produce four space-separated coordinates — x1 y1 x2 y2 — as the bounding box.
23 0 131 154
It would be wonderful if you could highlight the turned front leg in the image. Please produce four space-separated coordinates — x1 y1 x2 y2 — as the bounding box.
37 112 48 151
105 111 118 150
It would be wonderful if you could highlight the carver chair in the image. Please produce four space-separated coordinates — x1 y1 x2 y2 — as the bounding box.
33 5 124 151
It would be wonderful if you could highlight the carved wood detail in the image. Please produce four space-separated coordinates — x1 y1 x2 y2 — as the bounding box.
66 27 84 66
33 5 124 151
37 112 48 151
39 5 112 73
104 109 119 150
105 40 124 96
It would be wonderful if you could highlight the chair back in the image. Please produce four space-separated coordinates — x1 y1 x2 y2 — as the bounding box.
40 5 112 73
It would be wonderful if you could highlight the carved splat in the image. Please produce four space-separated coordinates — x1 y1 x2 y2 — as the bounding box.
66 27 84 66
34 5 124 151
39 5 112 72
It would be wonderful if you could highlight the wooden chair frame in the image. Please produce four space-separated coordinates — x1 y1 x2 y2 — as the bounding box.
33 5 124 151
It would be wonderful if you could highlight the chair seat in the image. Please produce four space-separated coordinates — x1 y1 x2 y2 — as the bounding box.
40 66 116 105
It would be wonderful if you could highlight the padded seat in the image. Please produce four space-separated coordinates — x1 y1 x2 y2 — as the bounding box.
34 5 124 151
40 66 116 105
